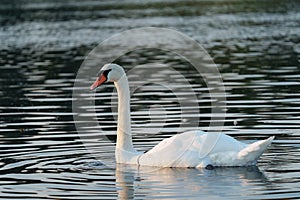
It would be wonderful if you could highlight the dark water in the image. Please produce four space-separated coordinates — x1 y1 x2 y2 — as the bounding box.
1 0 300 199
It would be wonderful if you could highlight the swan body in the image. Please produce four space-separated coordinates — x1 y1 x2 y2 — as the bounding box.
91 64 274 168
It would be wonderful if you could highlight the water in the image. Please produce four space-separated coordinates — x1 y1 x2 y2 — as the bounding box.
1 0 300 199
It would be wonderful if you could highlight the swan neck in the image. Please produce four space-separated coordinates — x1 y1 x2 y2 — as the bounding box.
115 75 135 152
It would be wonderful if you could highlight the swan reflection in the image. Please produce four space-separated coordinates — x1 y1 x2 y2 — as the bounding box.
116 164 266 199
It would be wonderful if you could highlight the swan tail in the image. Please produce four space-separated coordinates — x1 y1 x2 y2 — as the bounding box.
237 136 275 165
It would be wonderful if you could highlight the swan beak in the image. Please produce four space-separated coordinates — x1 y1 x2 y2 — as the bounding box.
90 74 106 90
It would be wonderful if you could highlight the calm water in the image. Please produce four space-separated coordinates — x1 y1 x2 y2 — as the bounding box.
1 0 300 199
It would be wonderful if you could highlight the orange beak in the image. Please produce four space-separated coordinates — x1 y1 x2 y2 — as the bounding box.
90 74 107 90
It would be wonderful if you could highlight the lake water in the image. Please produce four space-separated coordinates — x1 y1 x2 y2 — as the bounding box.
1 0 300 199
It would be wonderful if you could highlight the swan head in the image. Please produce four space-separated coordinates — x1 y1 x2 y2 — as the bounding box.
90 63 125 90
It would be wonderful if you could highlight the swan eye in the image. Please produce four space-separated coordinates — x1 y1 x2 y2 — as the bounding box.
103 69 112 78
97 69 112 78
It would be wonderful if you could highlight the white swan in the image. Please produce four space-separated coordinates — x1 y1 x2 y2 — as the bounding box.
90 63 274 168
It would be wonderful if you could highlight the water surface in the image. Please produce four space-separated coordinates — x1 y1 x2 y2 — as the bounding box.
0 0 299 199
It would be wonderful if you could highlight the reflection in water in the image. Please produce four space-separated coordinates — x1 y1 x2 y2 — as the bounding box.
116 164 267 199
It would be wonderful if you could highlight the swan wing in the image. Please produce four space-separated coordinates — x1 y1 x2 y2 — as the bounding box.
139 132 274 167
140 131 202 167
237 136 274 163
140 131 238 167
209 136 274 166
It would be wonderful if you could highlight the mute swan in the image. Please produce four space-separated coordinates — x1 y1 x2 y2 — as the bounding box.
90 63 274 168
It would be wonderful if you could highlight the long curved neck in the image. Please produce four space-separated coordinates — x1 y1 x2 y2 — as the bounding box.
115 75 135 152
